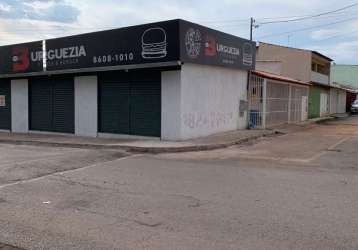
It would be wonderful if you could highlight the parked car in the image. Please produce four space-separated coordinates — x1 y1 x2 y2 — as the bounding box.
351 100 358 113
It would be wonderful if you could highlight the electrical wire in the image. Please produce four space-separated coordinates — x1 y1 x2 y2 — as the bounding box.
258 2 358 25
257 16 358 39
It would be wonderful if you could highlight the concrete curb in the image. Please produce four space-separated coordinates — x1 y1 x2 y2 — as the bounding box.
309 116 336 124
0 131 276 154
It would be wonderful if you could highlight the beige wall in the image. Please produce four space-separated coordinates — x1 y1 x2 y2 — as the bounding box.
256 43 312 82
256 61 282 75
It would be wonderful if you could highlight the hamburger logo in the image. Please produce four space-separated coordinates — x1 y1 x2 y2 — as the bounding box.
142 27 167 59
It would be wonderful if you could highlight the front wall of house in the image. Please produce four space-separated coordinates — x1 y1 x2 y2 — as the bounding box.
257 43 312 83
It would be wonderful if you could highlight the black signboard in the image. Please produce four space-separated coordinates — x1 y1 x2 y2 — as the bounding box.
46 20 180 71
0 19 255 75
179 20 256 70
0 41 43 74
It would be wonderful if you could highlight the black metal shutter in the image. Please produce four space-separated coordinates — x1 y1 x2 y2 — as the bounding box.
30 77 53 132
0 79 11 130
53 77 74 133
30 76 74 133
130 71 161 137
99 71 130 134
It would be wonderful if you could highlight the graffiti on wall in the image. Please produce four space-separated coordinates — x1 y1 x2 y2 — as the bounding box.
182 111 234 130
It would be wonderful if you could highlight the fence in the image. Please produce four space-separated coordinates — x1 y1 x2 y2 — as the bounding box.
249 74 309 129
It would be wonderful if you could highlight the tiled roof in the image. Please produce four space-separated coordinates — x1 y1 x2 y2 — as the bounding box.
252 70 311 86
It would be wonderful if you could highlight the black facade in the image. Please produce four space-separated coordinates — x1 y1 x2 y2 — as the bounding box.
0 19 254 137
0 19 255 77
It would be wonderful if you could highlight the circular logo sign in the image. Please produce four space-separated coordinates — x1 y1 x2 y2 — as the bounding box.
185 28 202 59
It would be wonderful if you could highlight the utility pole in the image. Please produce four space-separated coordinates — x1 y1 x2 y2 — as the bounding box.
250 17 254 41
247 17 255 129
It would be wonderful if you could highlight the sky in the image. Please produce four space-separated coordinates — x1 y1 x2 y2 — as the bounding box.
0 0 358 64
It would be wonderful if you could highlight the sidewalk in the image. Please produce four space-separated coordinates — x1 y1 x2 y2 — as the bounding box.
0 116 335 153
0 129 275 154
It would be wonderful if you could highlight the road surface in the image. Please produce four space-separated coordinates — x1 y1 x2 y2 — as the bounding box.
0 117 358 249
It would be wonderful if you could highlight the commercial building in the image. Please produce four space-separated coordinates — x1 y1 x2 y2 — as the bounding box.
0 19 255 140
256 42 337 119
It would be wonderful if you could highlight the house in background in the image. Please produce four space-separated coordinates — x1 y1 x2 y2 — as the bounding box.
255 42 346 120
331 64 358 111
331 64 358 88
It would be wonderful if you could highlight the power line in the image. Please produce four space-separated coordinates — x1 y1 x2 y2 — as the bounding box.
211 12 355 29
257 16 358 39
258 2 358 25
199 11 352 25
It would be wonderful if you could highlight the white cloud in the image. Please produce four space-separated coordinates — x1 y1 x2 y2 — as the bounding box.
310 29 339 40
0 0 357 63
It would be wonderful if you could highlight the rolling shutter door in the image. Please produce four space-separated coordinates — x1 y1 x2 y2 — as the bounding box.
53 77 74 133
30 76 74 133
99 72 130 134
99 70 161 137
130 71 161 137
30 78 53 132
0 79 11 130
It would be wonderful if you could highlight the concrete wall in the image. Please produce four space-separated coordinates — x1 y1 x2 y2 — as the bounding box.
11 79 28 133
161 63 248 141
181 64 248 139
161 71 182 140
74 76 98 137
256 43 312 82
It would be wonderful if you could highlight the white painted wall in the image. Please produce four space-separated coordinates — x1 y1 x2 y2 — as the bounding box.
338 90 347 114
330 88 339 114
161 63 248 141
75 75 98 137
161 71 182 140
11 79 28 133
181 64 248 139
330 88 347 114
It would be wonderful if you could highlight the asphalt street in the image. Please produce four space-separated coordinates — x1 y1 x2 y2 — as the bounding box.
1 117 358 249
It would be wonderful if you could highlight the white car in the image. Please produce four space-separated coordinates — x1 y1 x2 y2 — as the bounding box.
351 100 358 113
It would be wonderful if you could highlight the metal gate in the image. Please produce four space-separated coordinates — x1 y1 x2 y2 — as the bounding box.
249 75 309 129
248 74 264 128
290 85 309 123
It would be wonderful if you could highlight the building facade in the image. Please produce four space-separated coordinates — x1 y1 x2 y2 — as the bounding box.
331 64 358 111
256 42 342 119
0 19 256 141
331 64 358 88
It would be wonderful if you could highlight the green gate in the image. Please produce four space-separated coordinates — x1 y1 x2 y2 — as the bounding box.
308 86 321 119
